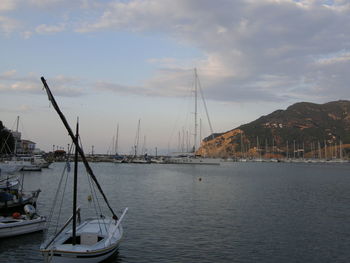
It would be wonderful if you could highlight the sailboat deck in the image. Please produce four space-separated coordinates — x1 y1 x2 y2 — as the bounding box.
52 218 122 253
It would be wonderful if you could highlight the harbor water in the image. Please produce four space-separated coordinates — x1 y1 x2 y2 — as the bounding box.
0 162 350 262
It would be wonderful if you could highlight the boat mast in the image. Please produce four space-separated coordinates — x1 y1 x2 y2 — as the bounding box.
293 140 296 159
134 119 141 157
194 68 198 152
340 140 343 159
115 123 119 155
41 77 118 220
14 116 19 155
72 120 79 245
197 70 214 140
199 118 202 148
318 141 322 159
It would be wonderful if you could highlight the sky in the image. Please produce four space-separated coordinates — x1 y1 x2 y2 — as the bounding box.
0 0 350 154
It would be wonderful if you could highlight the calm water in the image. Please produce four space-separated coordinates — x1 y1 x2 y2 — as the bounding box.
1 162 350 263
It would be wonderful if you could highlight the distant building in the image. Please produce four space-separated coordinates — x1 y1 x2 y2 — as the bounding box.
54 149 66 158
10 130 40 154
21 140 36 154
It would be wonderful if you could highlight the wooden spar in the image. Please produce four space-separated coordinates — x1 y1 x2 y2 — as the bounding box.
40 77 118 220
72 120 79 245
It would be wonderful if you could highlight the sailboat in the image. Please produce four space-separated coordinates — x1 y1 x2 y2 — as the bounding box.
113 124 125 163
167 69 220 165
130 120 150 164
40 77 128 263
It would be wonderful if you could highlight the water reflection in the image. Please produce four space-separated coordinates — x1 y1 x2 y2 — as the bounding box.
2 162 350 263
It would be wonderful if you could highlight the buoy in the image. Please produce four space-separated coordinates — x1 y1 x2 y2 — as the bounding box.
12 212 21 219
199 177 202 181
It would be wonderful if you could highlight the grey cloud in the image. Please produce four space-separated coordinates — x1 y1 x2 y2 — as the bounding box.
0 72 86 97
77 0 350 103
2 0 349 104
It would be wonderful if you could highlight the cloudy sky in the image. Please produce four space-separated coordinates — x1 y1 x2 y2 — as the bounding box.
1 0 349 154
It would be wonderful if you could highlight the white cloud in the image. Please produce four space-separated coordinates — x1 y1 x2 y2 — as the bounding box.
1 69 17 78
0 15 20 34
0 0 18 12
21 30 33 39
315 52 350 65
0 71 86 97
35 23 65 34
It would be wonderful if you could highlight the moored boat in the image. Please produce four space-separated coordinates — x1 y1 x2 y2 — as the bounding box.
0 161 24 174
40 77 127 263
0 204 46 238
166 155 220 165
0 177 41 213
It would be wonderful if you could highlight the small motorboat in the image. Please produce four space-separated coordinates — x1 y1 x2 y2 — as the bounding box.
0 177 41 213
0 204 46 238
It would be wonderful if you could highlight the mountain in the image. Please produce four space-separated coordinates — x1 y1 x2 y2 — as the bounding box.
196 100 350 158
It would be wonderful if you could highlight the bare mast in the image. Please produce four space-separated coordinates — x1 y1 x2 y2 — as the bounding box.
115 123 119 155
194 68 198 152
41 77 118 220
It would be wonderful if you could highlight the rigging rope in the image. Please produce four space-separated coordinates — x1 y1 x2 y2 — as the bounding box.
197 75 214 140
79 136 106 234
86 170 106 234
45 143 73 237
54 163 70 235
41 77 118 220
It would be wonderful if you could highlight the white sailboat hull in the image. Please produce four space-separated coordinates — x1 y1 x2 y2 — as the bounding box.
0 162 24 174
41 209 127 263
42 243 120 263
0 216 46 238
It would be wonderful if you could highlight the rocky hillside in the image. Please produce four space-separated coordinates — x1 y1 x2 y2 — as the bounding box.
197 100 350 158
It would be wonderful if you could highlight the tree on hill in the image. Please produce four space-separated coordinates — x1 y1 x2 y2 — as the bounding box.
0 121 15 155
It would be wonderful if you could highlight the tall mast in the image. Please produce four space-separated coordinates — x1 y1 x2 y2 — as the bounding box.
134 119 140 157
142 135 146 155
72 119 79 245
302 142 305 159
186 131 189 152
41 77 118 220
15 116 19 132
199 118 202 148
240 132 243 158
293 140 296 159
318 141 321 159
182 127 185 152
194 68 198 152
115 123 119 155
340 140 343 159
14 116 19 155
